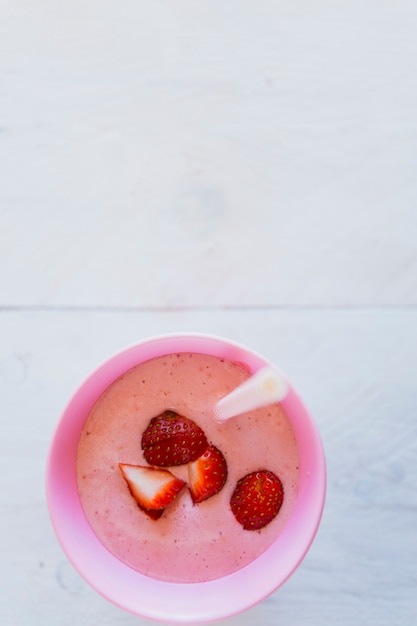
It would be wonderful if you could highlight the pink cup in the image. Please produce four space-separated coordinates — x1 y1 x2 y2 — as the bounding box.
46 333 326 623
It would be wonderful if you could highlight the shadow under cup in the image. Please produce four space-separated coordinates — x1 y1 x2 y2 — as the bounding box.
46 333 326 624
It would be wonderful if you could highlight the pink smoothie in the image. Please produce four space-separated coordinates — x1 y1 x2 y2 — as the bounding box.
76 352 300 583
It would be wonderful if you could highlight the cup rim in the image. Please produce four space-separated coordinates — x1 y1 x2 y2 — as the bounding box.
46 332 326 623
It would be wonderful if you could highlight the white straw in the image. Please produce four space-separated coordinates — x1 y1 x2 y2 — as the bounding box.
214 366 289 422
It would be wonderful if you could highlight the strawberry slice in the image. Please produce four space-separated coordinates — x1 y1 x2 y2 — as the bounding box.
141 410 208 467
230 470 284 530
188 444 228 504
119 463 186 520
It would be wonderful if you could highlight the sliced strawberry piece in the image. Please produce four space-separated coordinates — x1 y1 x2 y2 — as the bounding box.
141 410 208 467
188 444 228 504
119 463 186 520
230 470 284 530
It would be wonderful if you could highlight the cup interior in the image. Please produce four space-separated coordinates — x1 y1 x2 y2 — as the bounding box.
46 333 326 623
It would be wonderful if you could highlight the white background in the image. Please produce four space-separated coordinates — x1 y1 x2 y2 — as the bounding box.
1 2 416 624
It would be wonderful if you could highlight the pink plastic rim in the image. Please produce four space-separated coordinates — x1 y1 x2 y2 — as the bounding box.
46 333 326 624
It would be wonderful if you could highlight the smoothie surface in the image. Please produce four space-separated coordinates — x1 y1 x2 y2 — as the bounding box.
76 352 299 583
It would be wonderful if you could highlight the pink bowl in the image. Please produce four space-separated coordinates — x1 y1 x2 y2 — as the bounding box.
46 333 326 623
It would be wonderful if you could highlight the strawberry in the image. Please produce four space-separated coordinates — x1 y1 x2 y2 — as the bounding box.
230 470 284 530
141 410 208 467
188 444 228 504
119 463 186 520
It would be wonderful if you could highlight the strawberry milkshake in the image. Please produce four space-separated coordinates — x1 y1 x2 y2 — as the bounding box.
76 352 300 583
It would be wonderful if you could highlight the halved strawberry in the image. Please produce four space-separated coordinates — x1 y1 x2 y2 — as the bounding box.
188 444 228 504
230 470 284 530
119 463 186 520
141 410 208 467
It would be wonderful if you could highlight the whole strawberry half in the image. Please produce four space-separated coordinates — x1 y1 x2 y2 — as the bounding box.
188 444 228 504
119 463 186 520
141 410 208 467
230 470 284 530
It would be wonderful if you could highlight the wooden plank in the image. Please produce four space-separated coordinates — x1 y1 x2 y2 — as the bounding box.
1 2 417 308
1 309 416 624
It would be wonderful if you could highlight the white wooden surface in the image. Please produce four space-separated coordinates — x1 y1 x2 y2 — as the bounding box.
1 2 416 624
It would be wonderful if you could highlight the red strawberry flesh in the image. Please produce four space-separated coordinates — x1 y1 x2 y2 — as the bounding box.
188 444 228 504
141 410 208 467
119 463 186 520
230 470 284 530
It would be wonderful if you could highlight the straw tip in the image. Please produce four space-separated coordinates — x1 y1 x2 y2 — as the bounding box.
261 370 289 401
